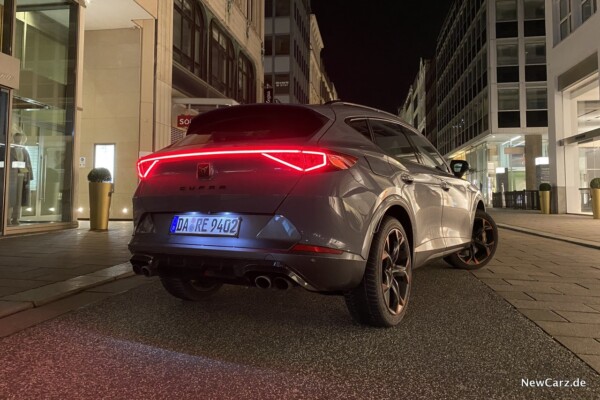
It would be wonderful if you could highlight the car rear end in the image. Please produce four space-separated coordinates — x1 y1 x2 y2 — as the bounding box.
128 104 373 292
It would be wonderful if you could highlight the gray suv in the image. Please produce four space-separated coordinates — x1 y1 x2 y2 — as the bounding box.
129 102 498 327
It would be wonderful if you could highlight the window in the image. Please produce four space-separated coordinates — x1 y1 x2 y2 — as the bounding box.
497 43 518 65
524 0 545 19
0 0 7 54
184 105 328 141
526 87 547 109
496 0 517 20
209 22 235 97
525 42 546 64
560 0 571 39
404 130 448 171
265 0 273 17
526 87 548 126
498 88 520 110
582 0 598 22
94 144 115 183
524 41 546 81
173 0 205 78
497 66 519 82
274 35 289 55
496 21 518 37
369 120 419 164
275 0 290 16
236 53 256 104
525 65 546 81
498 88 520 127
524 20 546 36
346 119 372 141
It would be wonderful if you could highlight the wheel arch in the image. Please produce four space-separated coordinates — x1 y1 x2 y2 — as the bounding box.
362 198 415 260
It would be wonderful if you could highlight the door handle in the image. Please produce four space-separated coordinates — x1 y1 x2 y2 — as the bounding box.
401 173 414 184
440 180 450 191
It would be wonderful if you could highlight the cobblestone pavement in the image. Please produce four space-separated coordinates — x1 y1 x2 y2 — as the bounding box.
475 209 600 374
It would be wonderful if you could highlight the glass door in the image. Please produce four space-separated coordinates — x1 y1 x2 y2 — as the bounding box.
8 1 77 226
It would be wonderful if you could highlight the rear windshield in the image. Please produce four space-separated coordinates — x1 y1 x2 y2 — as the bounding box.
180 104 329 145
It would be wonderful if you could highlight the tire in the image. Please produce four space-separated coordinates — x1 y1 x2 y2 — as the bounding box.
344 216 412 327
445 209 498 270
160 277 222 301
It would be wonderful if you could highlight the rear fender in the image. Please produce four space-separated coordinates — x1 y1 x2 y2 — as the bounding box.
361 194 416 261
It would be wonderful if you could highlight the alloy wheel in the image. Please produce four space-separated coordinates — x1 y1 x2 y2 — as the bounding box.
456 215 496 266
380 228 411 315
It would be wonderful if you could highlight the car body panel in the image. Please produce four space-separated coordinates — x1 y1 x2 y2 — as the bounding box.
129 102 487 292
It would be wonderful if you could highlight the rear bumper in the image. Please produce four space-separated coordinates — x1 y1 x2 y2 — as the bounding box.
128 239 366 292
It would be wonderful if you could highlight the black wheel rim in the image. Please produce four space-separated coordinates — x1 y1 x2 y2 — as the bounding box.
381 228 411 315
457 215 496 266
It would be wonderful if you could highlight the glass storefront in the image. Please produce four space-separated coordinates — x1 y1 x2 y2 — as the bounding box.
578 139 600 213
563 76 600 214
452 134 548 207
6 1 77 227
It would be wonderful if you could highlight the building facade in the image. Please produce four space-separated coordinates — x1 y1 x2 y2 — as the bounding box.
546 0 599 214
399 58 429 135
425 58 438 148
308 14 337 104
0 0 263 236
264 0 310 103
436 0 548 206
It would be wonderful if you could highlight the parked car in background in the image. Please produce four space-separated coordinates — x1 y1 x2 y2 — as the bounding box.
129 102 498 327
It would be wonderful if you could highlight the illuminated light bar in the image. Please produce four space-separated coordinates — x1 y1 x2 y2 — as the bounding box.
262 151 328 172
136 149 357 179
291 244 344 255
137 159 159 179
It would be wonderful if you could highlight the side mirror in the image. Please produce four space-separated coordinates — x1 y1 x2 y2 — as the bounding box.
450 160 469 178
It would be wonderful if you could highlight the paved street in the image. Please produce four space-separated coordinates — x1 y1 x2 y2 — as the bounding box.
1 227 600 399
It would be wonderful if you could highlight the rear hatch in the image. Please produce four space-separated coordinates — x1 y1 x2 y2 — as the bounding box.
135 104 332 214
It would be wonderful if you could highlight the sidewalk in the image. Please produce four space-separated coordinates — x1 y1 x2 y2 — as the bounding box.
489 208 600 249
483 208 600 374
0 221 134 320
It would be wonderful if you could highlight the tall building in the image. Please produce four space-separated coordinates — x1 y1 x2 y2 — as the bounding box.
436 0 548 205
546 0 599 214
308 14 337 104
0 0 264 236
264 0 310 103
425 58 438 148
399 58 429 135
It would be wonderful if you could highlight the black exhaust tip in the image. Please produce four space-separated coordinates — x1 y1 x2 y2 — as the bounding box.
255 275 272 289
273 277 291 290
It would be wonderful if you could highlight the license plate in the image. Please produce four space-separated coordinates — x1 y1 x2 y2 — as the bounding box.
169 215 241 237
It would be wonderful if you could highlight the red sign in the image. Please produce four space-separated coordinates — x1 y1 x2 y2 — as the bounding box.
177 114 193 128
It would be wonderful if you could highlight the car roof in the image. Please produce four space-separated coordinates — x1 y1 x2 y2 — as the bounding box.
310 101 418 133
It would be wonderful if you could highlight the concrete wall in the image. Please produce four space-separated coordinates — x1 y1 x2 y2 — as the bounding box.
78 28 142 219
546 5 600 213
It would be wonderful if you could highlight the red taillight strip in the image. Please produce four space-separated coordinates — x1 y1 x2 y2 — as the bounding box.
141 149 304 163
137 159 159 179
261 151 328 172
137 149 355 179
291 244 344 255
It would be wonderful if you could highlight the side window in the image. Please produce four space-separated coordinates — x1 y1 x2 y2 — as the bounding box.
401 127 449 172
369 120 419 164
346 119 371 141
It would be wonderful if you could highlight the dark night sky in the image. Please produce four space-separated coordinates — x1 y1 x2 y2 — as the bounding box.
310 1 454 114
